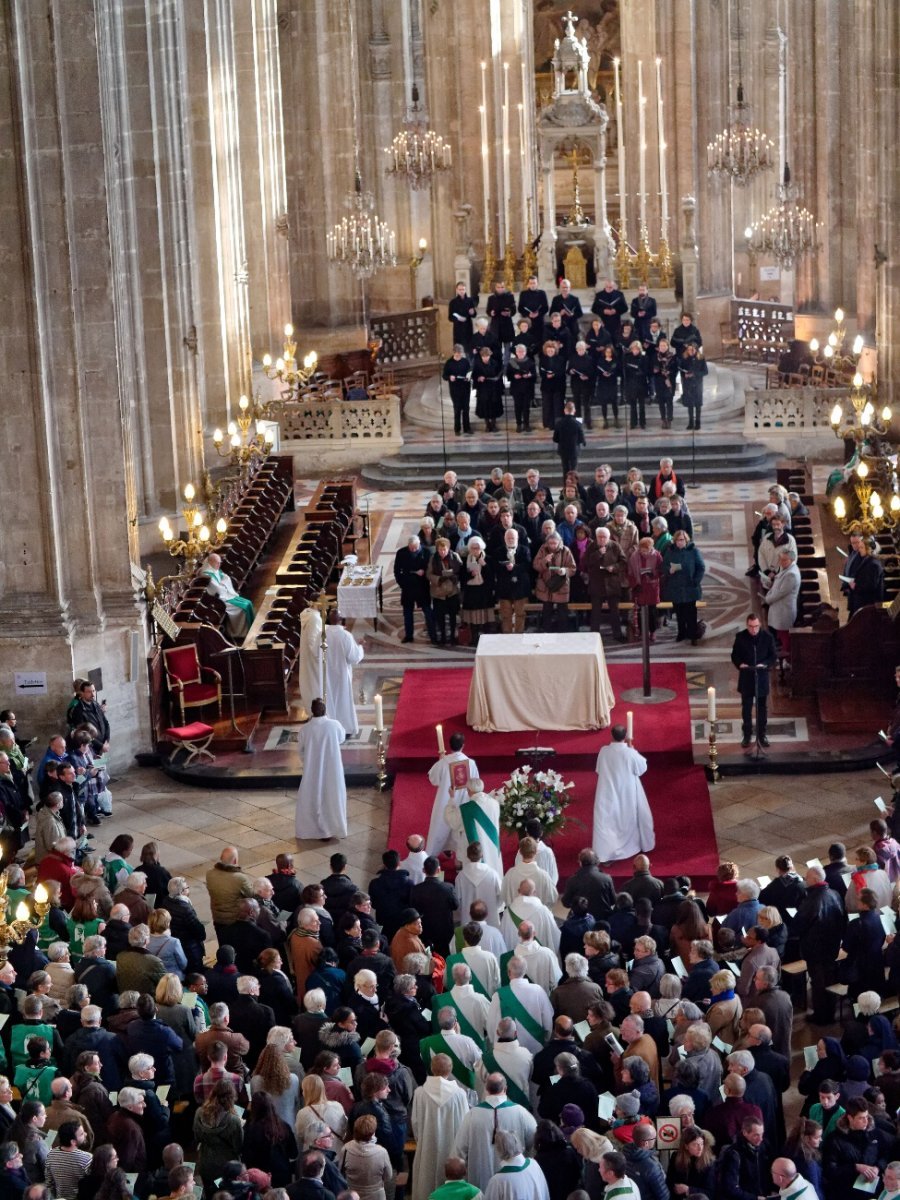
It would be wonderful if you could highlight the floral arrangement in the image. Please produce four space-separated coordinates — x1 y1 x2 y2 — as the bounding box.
495 764 575 837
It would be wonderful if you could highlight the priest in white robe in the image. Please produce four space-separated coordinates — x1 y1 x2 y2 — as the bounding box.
506 924 562 993
456 844 503 929
476 1018 532 1104
592 725 655 864
447 779 502 879
427 735 479 857
486 957 553 1054
445 922 501 998
324 618 364 738
420 1008 483 1097
452 1075 537 1193
501 838 557 908
201 553 255 638
409 1055 471 1200
295 699 348 840
513 825 558 887
298 606 323 715
500 882 561 954
399 834 428 885
483 1131 550 1200
445 963 491 1039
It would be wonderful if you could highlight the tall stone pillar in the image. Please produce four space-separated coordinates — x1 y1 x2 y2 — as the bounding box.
874 1 900 405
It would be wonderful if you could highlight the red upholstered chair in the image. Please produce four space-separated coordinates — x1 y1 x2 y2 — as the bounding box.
162 644 222 725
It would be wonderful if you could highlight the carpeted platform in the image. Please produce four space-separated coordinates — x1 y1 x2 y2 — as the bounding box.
386 662 719 886
386 662 694 769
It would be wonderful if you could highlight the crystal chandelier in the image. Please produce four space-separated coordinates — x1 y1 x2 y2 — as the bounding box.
326 173 397 279
747 165 819 268
385 85 452 190
707 2 773 185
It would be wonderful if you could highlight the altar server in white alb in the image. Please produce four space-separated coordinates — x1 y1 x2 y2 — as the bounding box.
426 733 479 856
324 611 364 739
483 1131 550 1200
298 607 323 716
201 553 255 638
592 724 655 863
409 1053 471 1200
295 699 348 840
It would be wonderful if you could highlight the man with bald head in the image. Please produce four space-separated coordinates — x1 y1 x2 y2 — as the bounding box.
499 879 560 954
476 1017 532 1106
504 921 561 993
531 1016 601 1099
428 1157 481 1200
486 957 553 1054
201 552 254 638
206 847 253 943
452 1072 537 1191
793 864 845 1025
771 1157 818 1200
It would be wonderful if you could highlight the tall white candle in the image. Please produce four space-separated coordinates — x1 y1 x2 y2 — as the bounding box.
638 59 647 232
436 723 445 755
626 711 634 742
613 58 627 243
502 62 511 247
374 693 384 732
521 60 535 235
707 686 716 724
655 57 669 237
480 63 490 244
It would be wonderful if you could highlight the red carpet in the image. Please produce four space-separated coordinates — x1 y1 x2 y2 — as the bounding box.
387 662 694 769
386 663 719 887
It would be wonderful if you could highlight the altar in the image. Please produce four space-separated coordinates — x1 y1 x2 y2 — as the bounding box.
465 632 615 733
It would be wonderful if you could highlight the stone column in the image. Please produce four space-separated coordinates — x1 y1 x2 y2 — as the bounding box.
874 1 900 405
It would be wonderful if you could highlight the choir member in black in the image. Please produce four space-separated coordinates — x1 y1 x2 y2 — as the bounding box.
545 310 574 363
623 340 650 429
842 535 886 614
512 318 536 359
567 340 596 429
670 311 703 354
616 319 636 357
630 283 657 341
473 346 504 433
441 345 473 436
486 281 516 354
678 342 708 430
517 275 549 347
651 337 678 430
595 344 621 429
550 278 584 339
506 344 537 433
592 278 628 337
539 342 567 430
642 317 664 407
553 400 586 478
448 282 478 351
471 318 501 365
586 316 613 359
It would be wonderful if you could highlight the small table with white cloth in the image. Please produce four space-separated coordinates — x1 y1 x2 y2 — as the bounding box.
466 632 615 731
336 563 383 628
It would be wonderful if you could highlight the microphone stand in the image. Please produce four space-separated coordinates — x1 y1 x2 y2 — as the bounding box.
748 636 767 760
438 371 448 472
503 378 512 472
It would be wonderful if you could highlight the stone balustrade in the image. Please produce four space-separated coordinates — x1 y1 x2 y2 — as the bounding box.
369 307 440 373
744 384 850 456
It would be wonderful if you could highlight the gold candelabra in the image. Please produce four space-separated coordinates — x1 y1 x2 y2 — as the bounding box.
522 231 538 284
833 460 900 537
614 218 631 289
634 223 653 286
707 719 720 784
655 237 673 288
503 238 516 292
213 394 273 474
376 729 387 791
410 237 428 273
0 866 50 965
482 240 497 290
159 482 214 571
262 325 319 399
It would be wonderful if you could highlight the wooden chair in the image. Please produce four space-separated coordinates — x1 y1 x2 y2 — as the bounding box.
162 643 222 724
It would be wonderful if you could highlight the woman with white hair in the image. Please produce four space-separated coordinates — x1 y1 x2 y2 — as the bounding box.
460 536 494 647
350 970 390 1042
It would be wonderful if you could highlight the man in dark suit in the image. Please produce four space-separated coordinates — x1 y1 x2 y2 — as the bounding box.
553 401 586 478
220 899 273 975
731 613 778 748
393 535 437 645
228 975 275 1071
791 864 846 1024
410 858 458 957
561 849 616 919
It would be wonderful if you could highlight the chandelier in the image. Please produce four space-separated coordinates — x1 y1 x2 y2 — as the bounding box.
159 482 222 570
746 166 818 268
213 394 273 474
831 376 898 536
707 2 773 184
384 85 452 190
262 325 318 398
326 178 397 279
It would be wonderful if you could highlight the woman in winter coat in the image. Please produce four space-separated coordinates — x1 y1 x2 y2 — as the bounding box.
627 538 664 640
459 536 494 647
192 1080 243 1191
337 1114 392 1200
533 531 576 632
663 530 706 644
704 969 743 1047
427 538 463 645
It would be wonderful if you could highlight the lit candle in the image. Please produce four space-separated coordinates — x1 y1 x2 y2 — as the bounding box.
480 63 491 244
638 59 647 232
707 686 716 724
436 723 445 756
655 57 669 237
502 62 511 248
613 57 627 243
518 102 528 245
374 694 383 732
626 711 634 742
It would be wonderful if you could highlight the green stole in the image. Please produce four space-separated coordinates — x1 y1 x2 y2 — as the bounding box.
419 1032 476 1089
432 993 484 1048
498 1161 531 1174
496 983 548 1046
459 799 500 850
445 950 490 998
479 1051 530 1109
604 1187 635 1199
429 1183 481 1200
